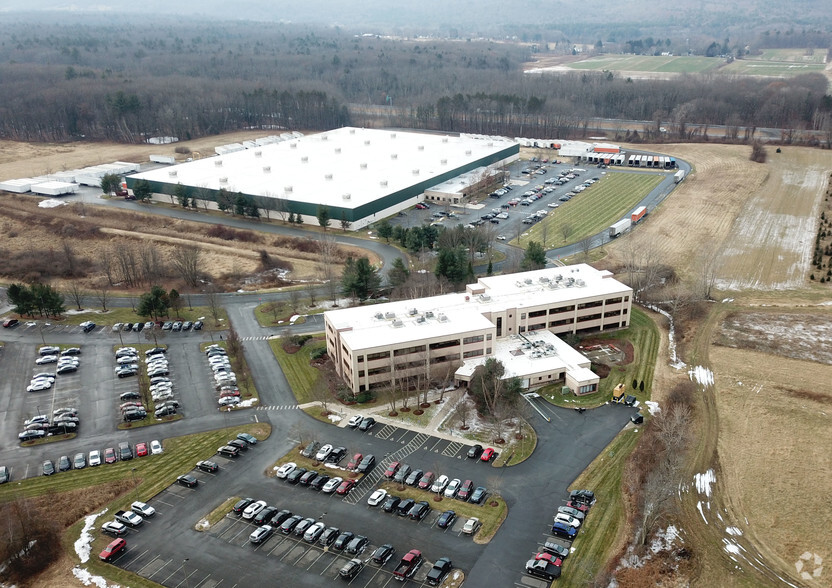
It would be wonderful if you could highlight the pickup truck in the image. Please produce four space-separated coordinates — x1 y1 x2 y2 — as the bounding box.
393 549 422 581
526 558 561 580
115 509 143 527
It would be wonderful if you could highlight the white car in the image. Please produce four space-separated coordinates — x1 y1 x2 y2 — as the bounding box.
276 462 296 479
548 203 559 208
462 517 480 535
35 355 58 365
367 489 387 506
150 440 163 455
496 235 507 241
315 444 333 461
303 521 326 543
27 380 53 392
34 373 56 382
431 474 450 494
116 347 137 355
348 414 364 428
89 450 102 466
101 521 127 536
444 478 461 498
131 501 156 517
242 500 267 520
554 513 581 528
322 476 342 493
116 355 139 365
218 396 240 407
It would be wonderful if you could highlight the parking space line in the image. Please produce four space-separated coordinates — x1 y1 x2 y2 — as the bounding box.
305 549 329 571
428 437 445 452
175 568 200 588
192 573 215 588
161 561 187 584
136 554 161 575
147 558 172 580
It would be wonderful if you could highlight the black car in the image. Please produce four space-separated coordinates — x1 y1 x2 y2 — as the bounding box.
217 445 240 458
409 501 430 520
192 320 203 330
154 406 177 418
133 322 145 332
58 455 72 472
42 460 56 476
397 498 415 517
392 464 412 485
177 474 198 488
298 470 318 486
285 467 307 484
437 510 456 529
372 543 395 565
146 347 167 356
60 347 82 356
232 498 254 515
120 391 141 401
467 444 483 459
339 559 363 580
226 439 248 452
123 410 146 422
0 466 9 484
569 489 596 504
333 531 354 550
318 526 340 547
196 460 219 473
56 364 78 375
293 517 316 537
300 441 320 459
19 430 46 442
630 413 644 424
49 422 78 434
345 535 368 555
326 446 346 463
116 367 138 378
310 474 331 491
358 416 376 431
279 515 303 535
426 557 453 586
182 321 193 331
356 454 375 473
382 495 401 513
271 509 293 527
405 468 424 486
118 442 133 460
469 486 487 504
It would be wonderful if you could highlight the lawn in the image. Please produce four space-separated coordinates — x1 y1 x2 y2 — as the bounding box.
60 305 229 330
253 301 307 327
721 60 826 76
568 55 719 74
754 48 827 63
538 307 659 409
512 172 664 249
557 428 641 588
269 337 327 404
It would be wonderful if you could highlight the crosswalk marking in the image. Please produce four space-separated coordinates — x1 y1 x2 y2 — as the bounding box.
255 405 299 411
442 441 464 457
241 336 271 341
374 424 396 440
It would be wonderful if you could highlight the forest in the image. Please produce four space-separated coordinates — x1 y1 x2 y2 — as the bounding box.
0 17 830 143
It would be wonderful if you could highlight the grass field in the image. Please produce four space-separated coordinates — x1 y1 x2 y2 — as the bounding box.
253 301 307 327
539 307 659 408
511 172 664 249
755 48 828 63
568 55 720 74
721 60 826 76
269 337 327 404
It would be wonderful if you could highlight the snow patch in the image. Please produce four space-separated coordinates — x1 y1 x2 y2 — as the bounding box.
696 501 709 524
38 199 67 208
650 525 682 553
642 303 685 368
72 566 120 588
195 519 210 531
237 398 258 407
723 538 744 555
644 400 661 416
327 413 342 423
694 469 716 497
726 526 743 536
688 365 714 387
75 508 107 563
289 314 301 323
722 298 734 303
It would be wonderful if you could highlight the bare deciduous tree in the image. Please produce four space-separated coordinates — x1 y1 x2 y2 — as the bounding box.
171 245 202 288
205 286 222 326
96 284 110 312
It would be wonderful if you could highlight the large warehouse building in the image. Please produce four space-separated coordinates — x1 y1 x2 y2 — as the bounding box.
127 127 519 230
325 264 633 396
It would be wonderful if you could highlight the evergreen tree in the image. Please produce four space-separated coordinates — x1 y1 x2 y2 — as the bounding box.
521 241 547 270
132 179 152 202
341 257 381 300
376 219 393 242
317 205 331 230
137 285 170 320
388 257 410 288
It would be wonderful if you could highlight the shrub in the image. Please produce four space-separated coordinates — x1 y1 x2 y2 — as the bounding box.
289 334 312 347
206 224 262 243
310 347 327 360
750 141 767 163
174 146 191 154
355 391 374 404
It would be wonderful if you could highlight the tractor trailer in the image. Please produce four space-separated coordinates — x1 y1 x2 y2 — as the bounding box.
609 219 631 238
674 169 686 183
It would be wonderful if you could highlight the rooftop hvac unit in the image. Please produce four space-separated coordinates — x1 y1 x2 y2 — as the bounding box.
290 142 297 148
539 277 550 283
391 154 398 159
349 129 356 134
325 173 333 180
385 312 396 319
390 133 396 138
425 311 435 318
263 166 271 173
488 142 493 146
442 137 449 143
479 294 491 302
438 314 448 322
380 180 388 187
375 313 384 319
524 278 533 284
168 171 177 177
576 280 586 287
284 185 293 192
321 135 328 141
418 145 424 151
416 316 426 323
342 193 351 200
392 320 404 328
440 159 447 165
360 163 368 169
215 160 223 166
254 151 262 157
301 156 308 163
412 169 419 175
335 148 341 154
465 150 472 155
219 177 228 183
408 308 418 316
365 140 371 145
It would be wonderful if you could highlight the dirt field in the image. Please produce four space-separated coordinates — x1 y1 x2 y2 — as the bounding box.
0 130 271 181
709 344 832 587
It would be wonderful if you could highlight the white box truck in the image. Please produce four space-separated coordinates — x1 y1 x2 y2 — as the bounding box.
674 169 686 183
609 218 631 238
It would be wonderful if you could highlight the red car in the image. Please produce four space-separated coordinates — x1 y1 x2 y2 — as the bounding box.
417 472 435 490
565 500 590 513
535 553 562 565
480 448 495 462
104 447 117 464
457 479 474 501
135 442 149 457
383 461 400 479
415 203 428 210
99 538 127 561
347 453 363 471
336 479 356 495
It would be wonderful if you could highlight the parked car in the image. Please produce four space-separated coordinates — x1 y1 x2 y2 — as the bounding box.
150 440 163 455
196 460 219 473
236 433 257 445
409 501 430 520
467 444 483 459
457 479 474 501
356 454 375 473
279 515 303 535
346 535 369 555
358 416 376 431
367 489 387 506
558 506 586 521
326 446 346 463
333 531 354 550
393 464 412 485
293 517 316 537
469 486 487 504
444 478 461 498
551 521 578 540
462 517 480 535
177 474 198 488
58 455 72 472
396 498 415 517
318 526 340 547
336 479 356 495
426 557 453 586
418 472 435 490
405 469 424 486
42 460 56 475
101 521 128 537
104 448 117 464
131 501 156 517
73 453 87 469
314 444 333 461
347 414 364 428
322 476 342 494
249 524 274 544
383 462 401 479
382 495 401 513
339 558 363 580
480 448 495 462
347 453 363 471
431 475 450 494
99 538 127 562
275 462 296 479
285 467 307 484
232 498 254 515
254 506 279 526
89 450 102 467
437 510 456 529
554 513 581 528
242 500 267 520
303 521 326 543
135 442 149 457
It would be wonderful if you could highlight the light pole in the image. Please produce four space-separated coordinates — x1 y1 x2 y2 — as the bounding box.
131 468 139 503
182 558 190 588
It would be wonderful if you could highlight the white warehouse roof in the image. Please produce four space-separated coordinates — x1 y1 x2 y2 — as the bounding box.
129 127 517 211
